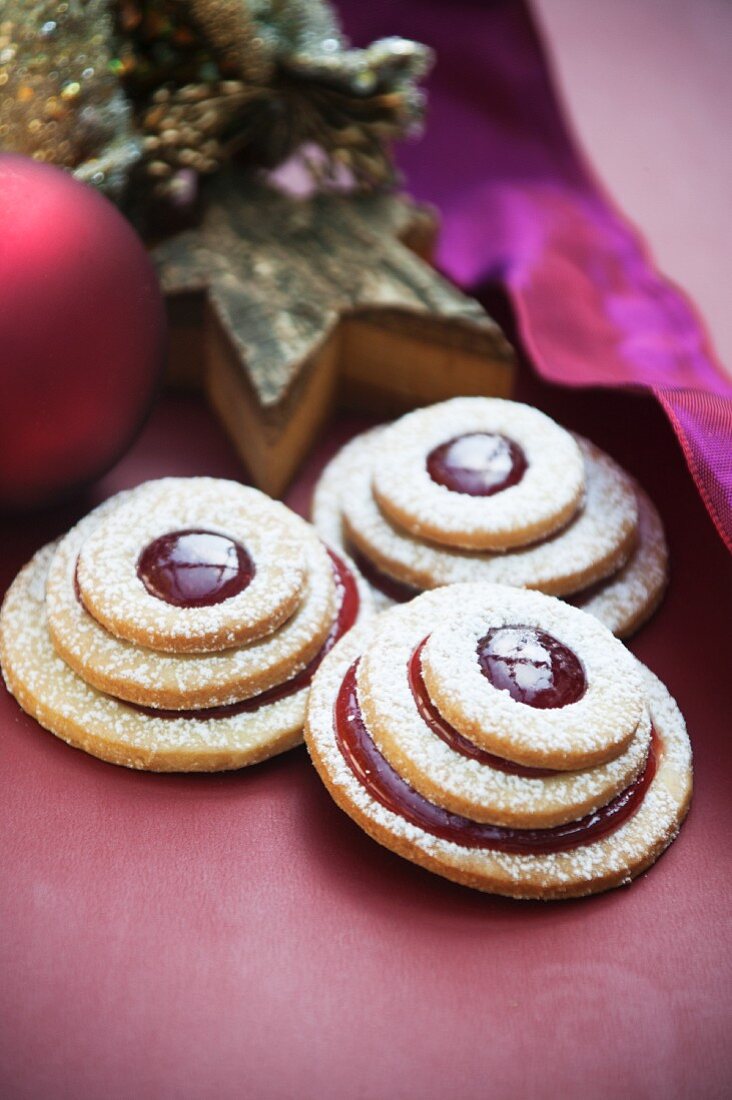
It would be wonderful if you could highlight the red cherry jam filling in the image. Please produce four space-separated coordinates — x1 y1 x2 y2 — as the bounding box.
477 625 586 709
335 660 657 855
408 638 557 777
137 529 255 608
426 432 527 496
129 550 359 719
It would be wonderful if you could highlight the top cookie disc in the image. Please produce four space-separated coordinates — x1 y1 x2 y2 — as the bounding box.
371 398 585 550
75 478 308 654
416 587 644 770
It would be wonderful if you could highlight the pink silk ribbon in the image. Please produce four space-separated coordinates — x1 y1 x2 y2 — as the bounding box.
341 0 732 551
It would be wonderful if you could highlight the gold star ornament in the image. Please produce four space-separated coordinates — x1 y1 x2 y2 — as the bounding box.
154 170 515 495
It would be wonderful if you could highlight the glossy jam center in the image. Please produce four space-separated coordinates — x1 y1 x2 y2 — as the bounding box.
137 529 254 608
335 660 656 855
477 625 586 709
426 432 527 496
408 638 557 777
129 550 359 719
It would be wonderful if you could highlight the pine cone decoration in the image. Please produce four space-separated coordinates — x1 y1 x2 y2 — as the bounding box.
0 0 432 210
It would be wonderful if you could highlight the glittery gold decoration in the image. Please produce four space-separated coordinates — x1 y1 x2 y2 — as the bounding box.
154 171 510 406
0 0 432 208
0 0 140 196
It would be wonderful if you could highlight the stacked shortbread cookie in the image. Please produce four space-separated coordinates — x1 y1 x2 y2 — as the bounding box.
0 478 370 771
313 398 668 637
305 585 692 899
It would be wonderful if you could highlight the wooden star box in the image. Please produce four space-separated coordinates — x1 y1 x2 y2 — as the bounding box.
154 170 515 496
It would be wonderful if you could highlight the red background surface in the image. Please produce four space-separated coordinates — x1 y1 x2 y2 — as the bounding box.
2 2 732 1096
1 376 730 1099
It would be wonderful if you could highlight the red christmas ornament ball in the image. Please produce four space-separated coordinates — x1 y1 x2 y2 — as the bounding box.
0 155 166 510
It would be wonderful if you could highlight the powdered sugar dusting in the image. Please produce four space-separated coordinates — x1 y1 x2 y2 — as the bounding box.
312 429 385 554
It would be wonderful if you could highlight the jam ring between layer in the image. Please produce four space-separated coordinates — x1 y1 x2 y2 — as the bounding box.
356 592 651 827
420 587 645 770
371 398 585 551
46 499 338 710
76 478 307 653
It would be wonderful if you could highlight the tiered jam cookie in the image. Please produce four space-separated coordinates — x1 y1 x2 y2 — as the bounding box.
305 585 692 900
312 398 669 636
0 478 370 772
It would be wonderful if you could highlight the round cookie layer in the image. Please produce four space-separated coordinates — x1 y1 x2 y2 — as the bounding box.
356 593 651 826
76 478 307 653
570 487 668 639
1 546 307 771
311 432 375 553
419 587 645 770
46 500 338 709
305 626 692 900
372 398 585 550
340 433 638 596
311 430 394 613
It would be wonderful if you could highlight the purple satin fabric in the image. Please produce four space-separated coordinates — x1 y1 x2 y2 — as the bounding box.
339 0 732 551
